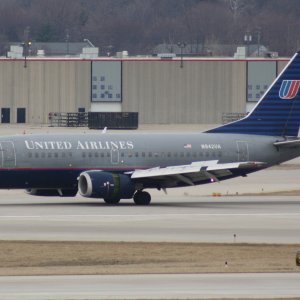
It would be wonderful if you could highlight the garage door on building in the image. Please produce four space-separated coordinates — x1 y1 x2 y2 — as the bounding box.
17 108 26 123
1 108 10 123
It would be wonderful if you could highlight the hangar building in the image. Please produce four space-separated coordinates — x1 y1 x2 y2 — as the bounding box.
0 56 289 125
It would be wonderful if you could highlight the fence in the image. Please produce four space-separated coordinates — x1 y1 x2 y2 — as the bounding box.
222 112 247 124
49 113 88 127
49 112 138 129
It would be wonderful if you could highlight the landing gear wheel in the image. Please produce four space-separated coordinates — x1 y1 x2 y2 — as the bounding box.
104 198 121 205
133 191 151 205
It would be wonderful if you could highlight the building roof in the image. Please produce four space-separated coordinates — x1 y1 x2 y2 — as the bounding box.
153 43 270 57
8 42 90 56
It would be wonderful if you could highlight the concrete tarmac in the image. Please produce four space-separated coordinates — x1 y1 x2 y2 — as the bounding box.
0 190 300 243
1 126 300 299
0 273 300 299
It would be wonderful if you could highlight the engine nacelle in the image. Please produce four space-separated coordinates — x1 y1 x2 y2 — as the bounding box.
78 171 135 199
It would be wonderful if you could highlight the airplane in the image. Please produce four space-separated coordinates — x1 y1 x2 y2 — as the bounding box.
0 51 300 205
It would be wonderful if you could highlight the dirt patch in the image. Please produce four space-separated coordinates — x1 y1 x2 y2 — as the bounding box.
0 241 299 276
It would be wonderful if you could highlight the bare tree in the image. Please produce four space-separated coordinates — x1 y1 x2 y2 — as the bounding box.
0 0 300 56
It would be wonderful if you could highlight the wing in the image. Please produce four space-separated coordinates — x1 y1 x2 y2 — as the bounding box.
129 160 266 189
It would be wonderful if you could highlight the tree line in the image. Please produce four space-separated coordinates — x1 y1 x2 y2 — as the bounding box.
0 0 299 56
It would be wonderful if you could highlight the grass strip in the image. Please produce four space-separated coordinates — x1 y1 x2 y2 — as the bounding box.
0 241 299 276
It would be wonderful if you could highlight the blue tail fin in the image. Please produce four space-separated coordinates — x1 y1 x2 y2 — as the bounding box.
206 51 300 137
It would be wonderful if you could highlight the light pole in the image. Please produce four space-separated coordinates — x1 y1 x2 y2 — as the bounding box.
65 29 70 56
255 27 261 57
177 42 186 68
244 31 252 57
22 26 31 68
106 45 113 56
83 38 96 48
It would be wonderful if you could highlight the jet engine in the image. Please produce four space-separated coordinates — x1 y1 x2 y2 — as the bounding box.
78 171 136 201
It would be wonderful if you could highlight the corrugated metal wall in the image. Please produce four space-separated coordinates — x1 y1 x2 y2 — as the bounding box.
277 60 289 74
0 60 91 124
0 58 289 124
122 60 246 124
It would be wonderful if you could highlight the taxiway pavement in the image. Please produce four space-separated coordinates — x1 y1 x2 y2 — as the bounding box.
0 273 300 299
0 150 300 300
0 190 300 243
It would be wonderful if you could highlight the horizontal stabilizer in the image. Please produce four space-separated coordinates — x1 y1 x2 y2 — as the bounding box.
274 138 300 148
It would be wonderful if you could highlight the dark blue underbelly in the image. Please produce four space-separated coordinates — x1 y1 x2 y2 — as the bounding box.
0 169 84 189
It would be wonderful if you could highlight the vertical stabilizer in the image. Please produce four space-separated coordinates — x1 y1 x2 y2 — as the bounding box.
206 52 300 136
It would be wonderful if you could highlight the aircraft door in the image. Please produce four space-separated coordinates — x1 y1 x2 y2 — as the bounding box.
0 141 16 168
236 141 249 162
111 147 119 165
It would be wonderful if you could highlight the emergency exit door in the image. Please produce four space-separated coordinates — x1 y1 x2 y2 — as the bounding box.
236 141 249 162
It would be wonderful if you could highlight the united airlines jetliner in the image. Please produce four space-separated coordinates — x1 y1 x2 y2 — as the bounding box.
1 52 300 205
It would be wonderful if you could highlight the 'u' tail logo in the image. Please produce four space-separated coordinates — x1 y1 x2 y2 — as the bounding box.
279 80 300 99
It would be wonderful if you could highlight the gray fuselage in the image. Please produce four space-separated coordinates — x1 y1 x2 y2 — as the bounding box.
0 132 297 190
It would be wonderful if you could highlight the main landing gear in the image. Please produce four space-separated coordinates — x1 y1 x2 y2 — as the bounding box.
103 191 151 205
133 191 151 205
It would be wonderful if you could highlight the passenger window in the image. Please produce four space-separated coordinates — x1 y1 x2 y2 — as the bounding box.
167 152 171 158
101 153 104 158
82 153 86 158
28 153 32 158
142 152 145 157
135 152 139 157
148 152 152 157
88 153 92 158
54 153 58 158
48 153 52 158
35 153 39 158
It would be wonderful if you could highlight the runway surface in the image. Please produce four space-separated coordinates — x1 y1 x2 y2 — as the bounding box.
0 167 300 300
0 273 300 299
0 191 300 243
